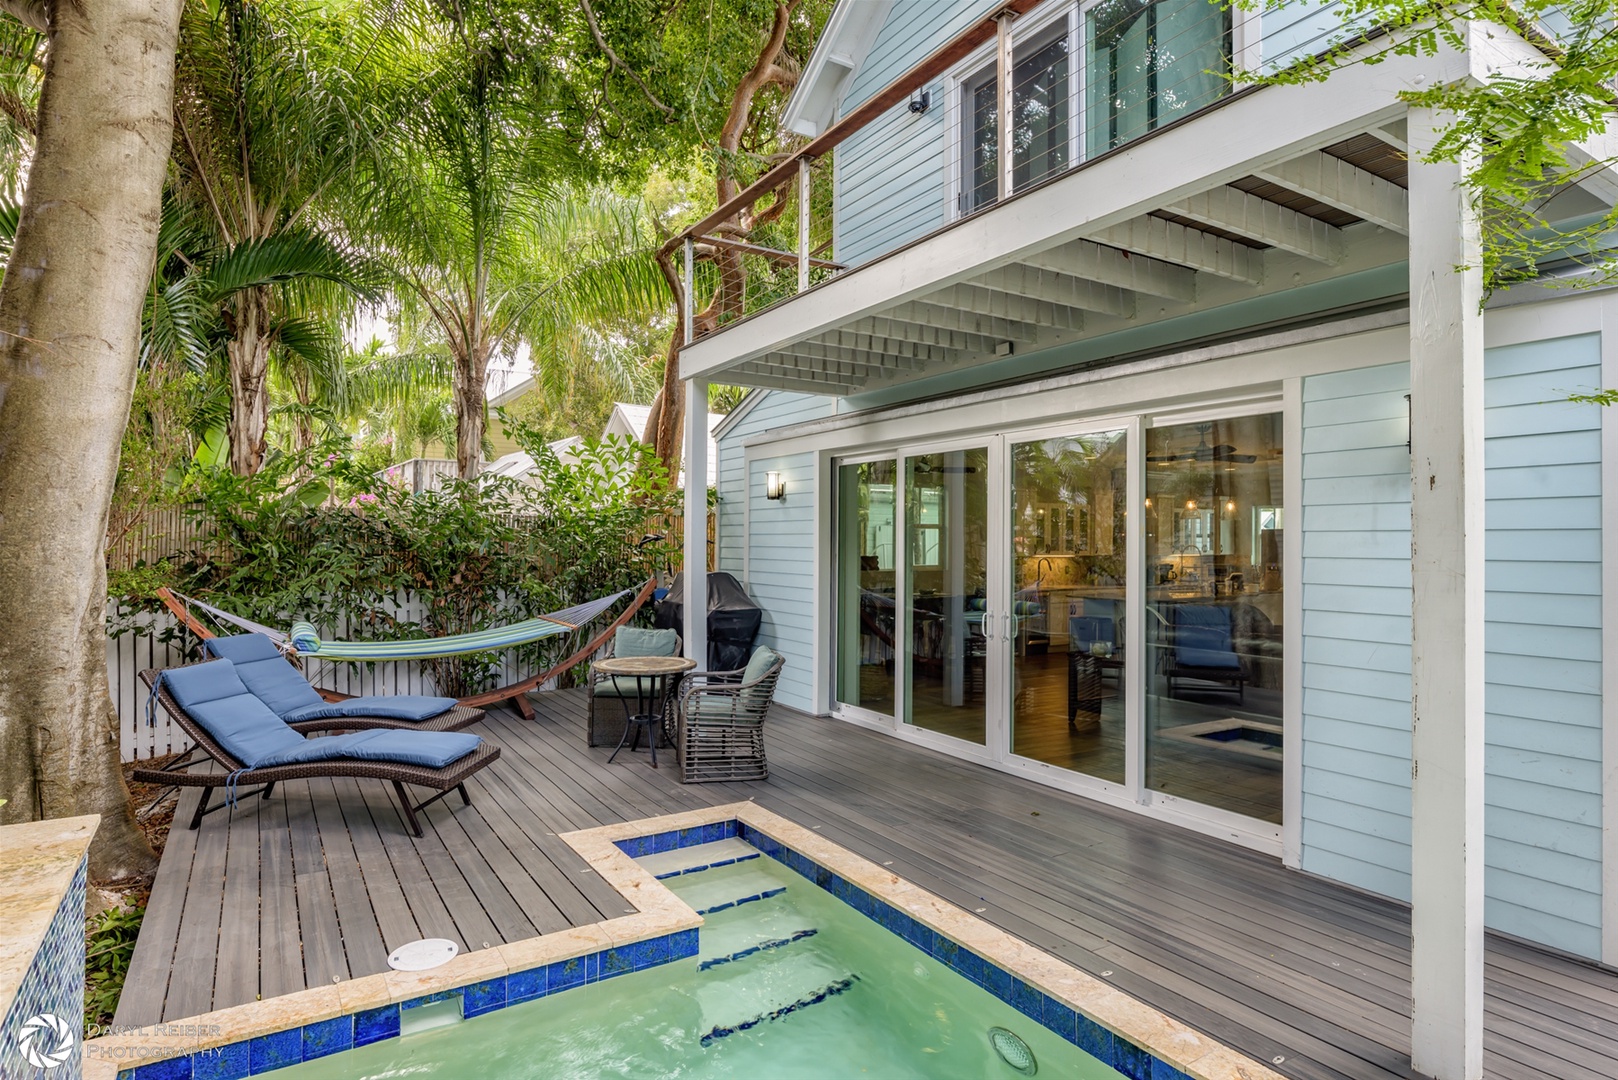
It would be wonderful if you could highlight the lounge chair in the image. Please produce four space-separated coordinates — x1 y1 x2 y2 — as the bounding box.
195 633 483 731
133 658 500 837
675 646 785 784
587 626 683 747
1162 604 1247 701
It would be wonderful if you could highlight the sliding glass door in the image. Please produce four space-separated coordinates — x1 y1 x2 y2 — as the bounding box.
835 459 898 718
903 447 991 745
1006 428 1128 783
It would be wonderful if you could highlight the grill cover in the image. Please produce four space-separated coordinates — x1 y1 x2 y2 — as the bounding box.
654 572 763 671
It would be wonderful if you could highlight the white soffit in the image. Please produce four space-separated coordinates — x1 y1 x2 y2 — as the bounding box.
781 0 893 137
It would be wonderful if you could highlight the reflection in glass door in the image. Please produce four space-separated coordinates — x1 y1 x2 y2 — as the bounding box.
1007 430 1127 783
835 460 898 717
904 448 989 745
1144 414 1284 823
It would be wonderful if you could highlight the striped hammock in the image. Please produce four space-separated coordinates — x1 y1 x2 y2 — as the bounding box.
170 589 630 663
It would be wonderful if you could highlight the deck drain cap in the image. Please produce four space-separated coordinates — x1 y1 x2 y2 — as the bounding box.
389 938 458 971
989 1027 1037 1075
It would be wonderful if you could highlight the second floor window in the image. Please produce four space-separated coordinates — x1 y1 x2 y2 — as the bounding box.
955 0 1230 217
960 25 1072 214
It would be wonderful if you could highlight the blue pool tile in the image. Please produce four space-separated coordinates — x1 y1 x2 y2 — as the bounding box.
930 933 959 966
600 947 636 980
130 1055 193 1080
191 1041 249 1080
631 934 674 969
982 960 1014 1002
249 1028 303 1073
353 1003 400 1047
1151 1058 1192 1080
614 836 648 857
814 864 833 889
1042 997 1079 1045
508 965 546 1004
955 947 987 987
464 976 507 1017
677 826 704 848
670 928 699 959
1075 1015 1115 1069
902 918 934 954
1009 979 1043 1023
548 955 589 993
302 1016 353 1061
1112 1037 1152 1080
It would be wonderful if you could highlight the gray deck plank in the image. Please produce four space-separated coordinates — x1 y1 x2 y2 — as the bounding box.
157 787 232 1021
112 787 201 1028
116 691 1618 1080
257 791 303 1000
284 781 348 990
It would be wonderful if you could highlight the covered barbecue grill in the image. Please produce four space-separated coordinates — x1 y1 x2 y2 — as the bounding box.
654 571 763 671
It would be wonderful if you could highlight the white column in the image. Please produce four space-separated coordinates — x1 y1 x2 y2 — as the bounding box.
683 377 710 668
996 12 1014 202
1407 106 1486 1080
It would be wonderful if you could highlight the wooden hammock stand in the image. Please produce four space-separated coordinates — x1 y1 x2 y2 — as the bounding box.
154 577 661 720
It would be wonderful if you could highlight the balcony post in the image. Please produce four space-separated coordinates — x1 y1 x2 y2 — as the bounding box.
798 156 813 292
683 377 709 669
682 236 695 346
996 10 1014 202
1407 105 1486 1080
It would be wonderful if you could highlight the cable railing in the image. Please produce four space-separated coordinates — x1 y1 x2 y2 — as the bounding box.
667 0 1268 350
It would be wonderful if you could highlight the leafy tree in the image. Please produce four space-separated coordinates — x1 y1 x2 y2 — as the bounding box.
171 0 380 474
1245 0 1618 295
0 0 184 878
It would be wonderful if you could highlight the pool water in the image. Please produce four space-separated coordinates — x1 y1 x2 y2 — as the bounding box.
276 841 1122 1078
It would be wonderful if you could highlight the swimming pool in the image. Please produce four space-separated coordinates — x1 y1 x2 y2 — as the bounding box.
89 804 1280 1080
277 840 1117 1078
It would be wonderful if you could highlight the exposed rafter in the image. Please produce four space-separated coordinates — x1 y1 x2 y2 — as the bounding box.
1254 151 1410 235
774 340 926 373
1168 186 1347 264
1020 238 1197 302
847 315 1005 354
816 329 958 364
882 301 1042 343
733 362 861 394
1092 216 1263 285
969 263 1136 318
924 284 1087 331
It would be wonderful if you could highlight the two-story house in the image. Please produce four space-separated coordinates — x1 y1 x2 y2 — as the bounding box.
667 3 1618 1076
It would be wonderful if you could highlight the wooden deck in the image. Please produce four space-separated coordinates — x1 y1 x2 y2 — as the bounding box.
117 690 1618 1080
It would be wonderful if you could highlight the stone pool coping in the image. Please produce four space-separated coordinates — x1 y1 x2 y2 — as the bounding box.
88 801 1284 1080
0 815 98 1030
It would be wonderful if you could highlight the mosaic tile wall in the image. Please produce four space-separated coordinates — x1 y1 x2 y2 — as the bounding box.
4 855 87 1078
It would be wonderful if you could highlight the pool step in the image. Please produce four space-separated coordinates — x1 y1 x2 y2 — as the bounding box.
634 838 761 880
691 938 857 1043
698 973 861 1047
698 928 819 972
663 865 788 917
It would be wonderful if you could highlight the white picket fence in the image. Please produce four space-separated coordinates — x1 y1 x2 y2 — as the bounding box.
108 598 573 762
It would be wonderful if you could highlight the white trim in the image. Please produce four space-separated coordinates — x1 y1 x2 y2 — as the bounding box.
780 0 893 137
1125 414 1146 800
1603 302 1618 969
811 448 832 716
713 388 767 441
1282 376 1304 868
741 444 753 589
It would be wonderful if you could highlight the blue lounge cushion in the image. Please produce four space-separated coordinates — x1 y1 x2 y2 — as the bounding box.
336 730 482 769
204 633 327 717
1177 647 1243 670
282 695 458 723
160 660 306 768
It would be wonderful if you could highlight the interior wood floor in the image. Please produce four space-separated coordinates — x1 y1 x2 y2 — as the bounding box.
116 689 1618 1080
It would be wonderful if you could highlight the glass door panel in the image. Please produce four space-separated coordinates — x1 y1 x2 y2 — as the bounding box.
1144 414 1283 823
835 460 898 716
903 447 990 744
1008 430 1127 783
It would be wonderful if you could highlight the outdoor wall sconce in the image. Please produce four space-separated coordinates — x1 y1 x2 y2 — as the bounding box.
766 471 786 500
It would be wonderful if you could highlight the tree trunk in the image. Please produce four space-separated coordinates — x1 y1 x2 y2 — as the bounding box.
0 0 183 880
453 338 489 479
227 285 273 475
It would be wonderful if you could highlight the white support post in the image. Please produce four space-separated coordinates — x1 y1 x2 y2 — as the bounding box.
682 375 708 670
996 11 1014 203
1407 107 1486 1080
682 237 695 346
798 157 813 293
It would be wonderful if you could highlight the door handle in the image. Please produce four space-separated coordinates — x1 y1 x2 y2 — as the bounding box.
982 612 995 639
1004 611 1017 642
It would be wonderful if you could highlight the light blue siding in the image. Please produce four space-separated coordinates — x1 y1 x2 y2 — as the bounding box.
835 0 996 267
1299 338 1606 960
714 391 836 712
1298 362 1414 901
1482 334 1603 958
1260 0 1354 70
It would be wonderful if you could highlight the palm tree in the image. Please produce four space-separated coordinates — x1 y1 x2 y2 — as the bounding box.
171 0 380 474
357 7 669 480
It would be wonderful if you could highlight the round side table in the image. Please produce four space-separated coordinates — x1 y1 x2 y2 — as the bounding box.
592 655 697 768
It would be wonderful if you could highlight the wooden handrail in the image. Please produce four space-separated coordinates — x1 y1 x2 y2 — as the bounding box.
697 234 845 271
666 0 1044 257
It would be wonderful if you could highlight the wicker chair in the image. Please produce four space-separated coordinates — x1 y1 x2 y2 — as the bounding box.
587 627 683 746
674 647 785 784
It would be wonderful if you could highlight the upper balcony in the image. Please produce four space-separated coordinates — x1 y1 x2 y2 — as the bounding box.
672 1 1608 401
